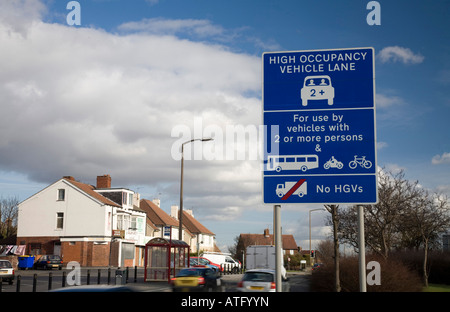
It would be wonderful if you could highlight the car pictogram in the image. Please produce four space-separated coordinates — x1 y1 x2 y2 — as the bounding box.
301 75 334 106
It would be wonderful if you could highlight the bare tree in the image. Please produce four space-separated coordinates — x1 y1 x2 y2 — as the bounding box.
339 170 424 259
337 169 450 287
316 239 335 264
324 204 341 292
399 192 450 286
0 196 19 239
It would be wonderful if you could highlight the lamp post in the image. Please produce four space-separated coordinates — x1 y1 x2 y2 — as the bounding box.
179 138 213 241
309 208 325 266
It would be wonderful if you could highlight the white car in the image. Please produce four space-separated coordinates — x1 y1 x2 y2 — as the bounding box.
236 269 290 292
0 260 14 285
301 75 334 106
201 252 241 273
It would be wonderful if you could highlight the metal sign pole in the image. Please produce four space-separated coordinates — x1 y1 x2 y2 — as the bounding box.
274 204 282 292
357 205 367 292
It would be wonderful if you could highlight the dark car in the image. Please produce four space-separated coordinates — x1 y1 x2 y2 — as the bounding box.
171 267 222 292
34 255 63 270
50 285 139 292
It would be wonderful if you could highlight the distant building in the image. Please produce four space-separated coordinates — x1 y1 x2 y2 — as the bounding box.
237 229 299 256
170 206 218 253
139 199 181 240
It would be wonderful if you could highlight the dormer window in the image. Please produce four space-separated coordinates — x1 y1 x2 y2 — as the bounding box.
58 189 65 201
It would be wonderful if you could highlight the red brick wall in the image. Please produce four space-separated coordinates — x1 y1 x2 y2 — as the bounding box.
16 236 59 255
62 241 111 266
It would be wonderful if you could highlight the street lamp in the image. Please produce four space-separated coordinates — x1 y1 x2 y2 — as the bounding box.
309 208 326 266
179 138 213 241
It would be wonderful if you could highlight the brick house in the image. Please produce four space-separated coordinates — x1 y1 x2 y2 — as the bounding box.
171 206 217 253
16 175 146 267
237 229 299 257
139 199 217 253
139 199 182 239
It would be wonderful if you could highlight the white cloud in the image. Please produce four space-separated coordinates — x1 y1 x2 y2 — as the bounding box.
0 2 262 223
436 185 450 197
376 93 405 109
0 0 47 35
376 141 388 150
118 17 237 43
378 46 424 64
432 152 450 165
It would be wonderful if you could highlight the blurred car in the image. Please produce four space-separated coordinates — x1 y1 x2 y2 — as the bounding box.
236 269 290 292
0 260 14 285
34 255 63 270
50 285 138 292
190 257 221 272
312 263 323 271
171 267 222 292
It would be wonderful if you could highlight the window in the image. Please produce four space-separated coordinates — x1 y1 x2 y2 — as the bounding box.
56 212 64 229
58 189 65 201
128 193 133 206
30 243 42 255
117 214 130 230
130 216 137 230
122 192 128 205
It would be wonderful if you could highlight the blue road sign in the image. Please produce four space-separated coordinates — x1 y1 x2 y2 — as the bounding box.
263 47 377 204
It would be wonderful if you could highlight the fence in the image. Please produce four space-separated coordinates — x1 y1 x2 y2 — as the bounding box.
0 264 244 292
0 266 140 292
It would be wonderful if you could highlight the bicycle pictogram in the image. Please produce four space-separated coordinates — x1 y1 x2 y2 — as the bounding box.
349 155 372 169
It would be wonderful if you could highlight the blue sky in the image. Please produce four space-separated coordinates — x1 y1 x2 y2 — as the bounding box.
1 0 449 252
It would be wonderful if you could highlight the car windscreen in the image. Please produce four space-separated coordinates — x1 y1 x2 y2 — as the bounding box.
177 269 203 277
0 261 12 268
243 272 273 282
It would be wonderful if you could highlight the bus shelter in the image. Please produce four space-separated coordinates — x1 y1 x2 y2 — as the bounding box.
144 237 190 283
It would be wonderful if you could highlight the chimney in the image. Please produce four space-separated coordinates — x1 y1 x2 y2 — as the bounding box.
264 229 270 238
171 205 179 220
97 174 111 188
152 198 161 207
63 176 75 181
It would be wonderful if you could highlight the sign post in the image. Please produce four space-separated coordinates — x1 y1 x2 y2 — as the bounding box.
263 48 377 292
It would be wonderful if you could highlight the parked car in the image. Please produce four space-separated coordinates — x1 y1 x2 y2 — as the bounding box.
0 260 14 285
171 267 222 292
190 257 222 272
236 269 290 292
34 255 63 270
201 252 241 272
